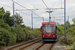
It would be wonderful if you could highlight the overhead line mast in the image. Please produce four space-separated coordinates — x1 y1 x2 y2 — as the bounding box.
12 1 15 27
64 0 66 43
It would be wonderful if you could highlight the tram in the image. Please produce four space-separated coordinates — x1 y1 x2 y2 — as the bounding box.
42 22 57 41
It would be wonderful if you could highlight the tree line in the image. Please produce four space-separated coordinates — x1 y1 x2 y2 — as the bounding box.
0 7 42 46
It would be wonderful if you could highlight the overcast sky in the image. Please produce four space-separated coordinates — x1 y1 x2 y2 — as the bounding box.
0 0 75 28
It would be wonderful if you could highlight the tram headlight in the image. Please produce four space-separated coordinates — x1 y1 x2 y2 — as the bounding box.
43 35 45 37
53 35 55 37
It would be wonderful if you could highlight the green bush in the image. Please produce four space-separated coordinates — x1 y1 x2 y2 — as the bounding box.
0 23 10 29
66 26 75 49
57 25 64 34
0 24 42 46
0 27 16 46
33 28 42 37
15 26 26 42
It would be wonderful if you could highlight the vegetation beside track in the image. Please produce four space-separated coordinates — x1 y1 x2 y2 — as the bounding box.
0 7 42 46
59 19 75 50
61 26 75 50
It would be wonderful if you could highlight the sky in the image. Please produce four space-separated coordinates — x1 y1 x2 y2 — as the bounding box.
0 0 75 28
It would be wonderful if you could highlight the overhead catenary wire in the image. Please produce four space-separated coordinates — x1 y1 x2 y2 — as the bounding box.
0 3 12 8
18 11 31 16
42 0 64 10
61 0 62 8
12 0 42 18
15 10 45 22
0 2 17 11
42 0 50 10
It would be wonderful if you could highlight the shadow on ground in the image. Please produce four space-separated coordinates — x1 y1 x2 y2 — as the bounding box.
44 41 56 43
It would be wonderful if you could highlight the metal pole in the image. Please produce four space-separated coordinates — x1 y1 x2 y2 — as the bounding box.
68 16 69 28
64 0 66 43
13 2 15 27
46 11 53 22
31 13 33 30
54 17 56 22
43 17 44 22
49 13 51 22
53 17 55 22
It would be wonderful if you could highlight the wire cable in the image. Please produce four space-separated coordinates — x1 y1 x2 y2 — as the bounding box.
42 0 50 10
12 0 41 18
61 0 62 8
0 3 12 8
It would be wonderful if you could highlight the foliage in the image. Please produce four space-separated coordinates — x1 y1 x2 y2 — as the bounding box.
0 7 5 13
57 25 64 34
60 18 75 50
0 7 42 46
66 26 75 44
0 27 16 46
0 8 4 23
57 21 71 34
3 11 13 26
3 9 23 26
15 26 26 42
0 24 42 46
0 8 4 19
66 26 75 50
33 28 42 37
15 13 23 26
72 18 75 24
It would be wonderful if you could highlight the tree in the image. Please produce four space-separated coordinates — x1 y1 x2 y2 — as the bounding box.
0 8 4 23
66 21 69 29
72 18 75 24
15 13 23 26
3 11 13 26
3 11 24 26
0 7 5 13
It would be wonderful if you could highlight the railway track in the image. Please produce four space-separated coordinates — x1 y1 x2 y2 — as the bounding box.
5 37 42 50
4 35 63 50
34 35 63 50
19 39 42 50
34 41 55 50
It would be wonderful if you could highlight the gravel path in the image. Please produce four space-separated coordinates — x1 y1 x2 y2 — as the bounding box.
52 36 65 50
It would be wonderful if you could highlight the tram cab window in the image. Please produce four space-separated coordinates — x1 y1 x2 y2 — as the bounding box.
43 24 55 33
